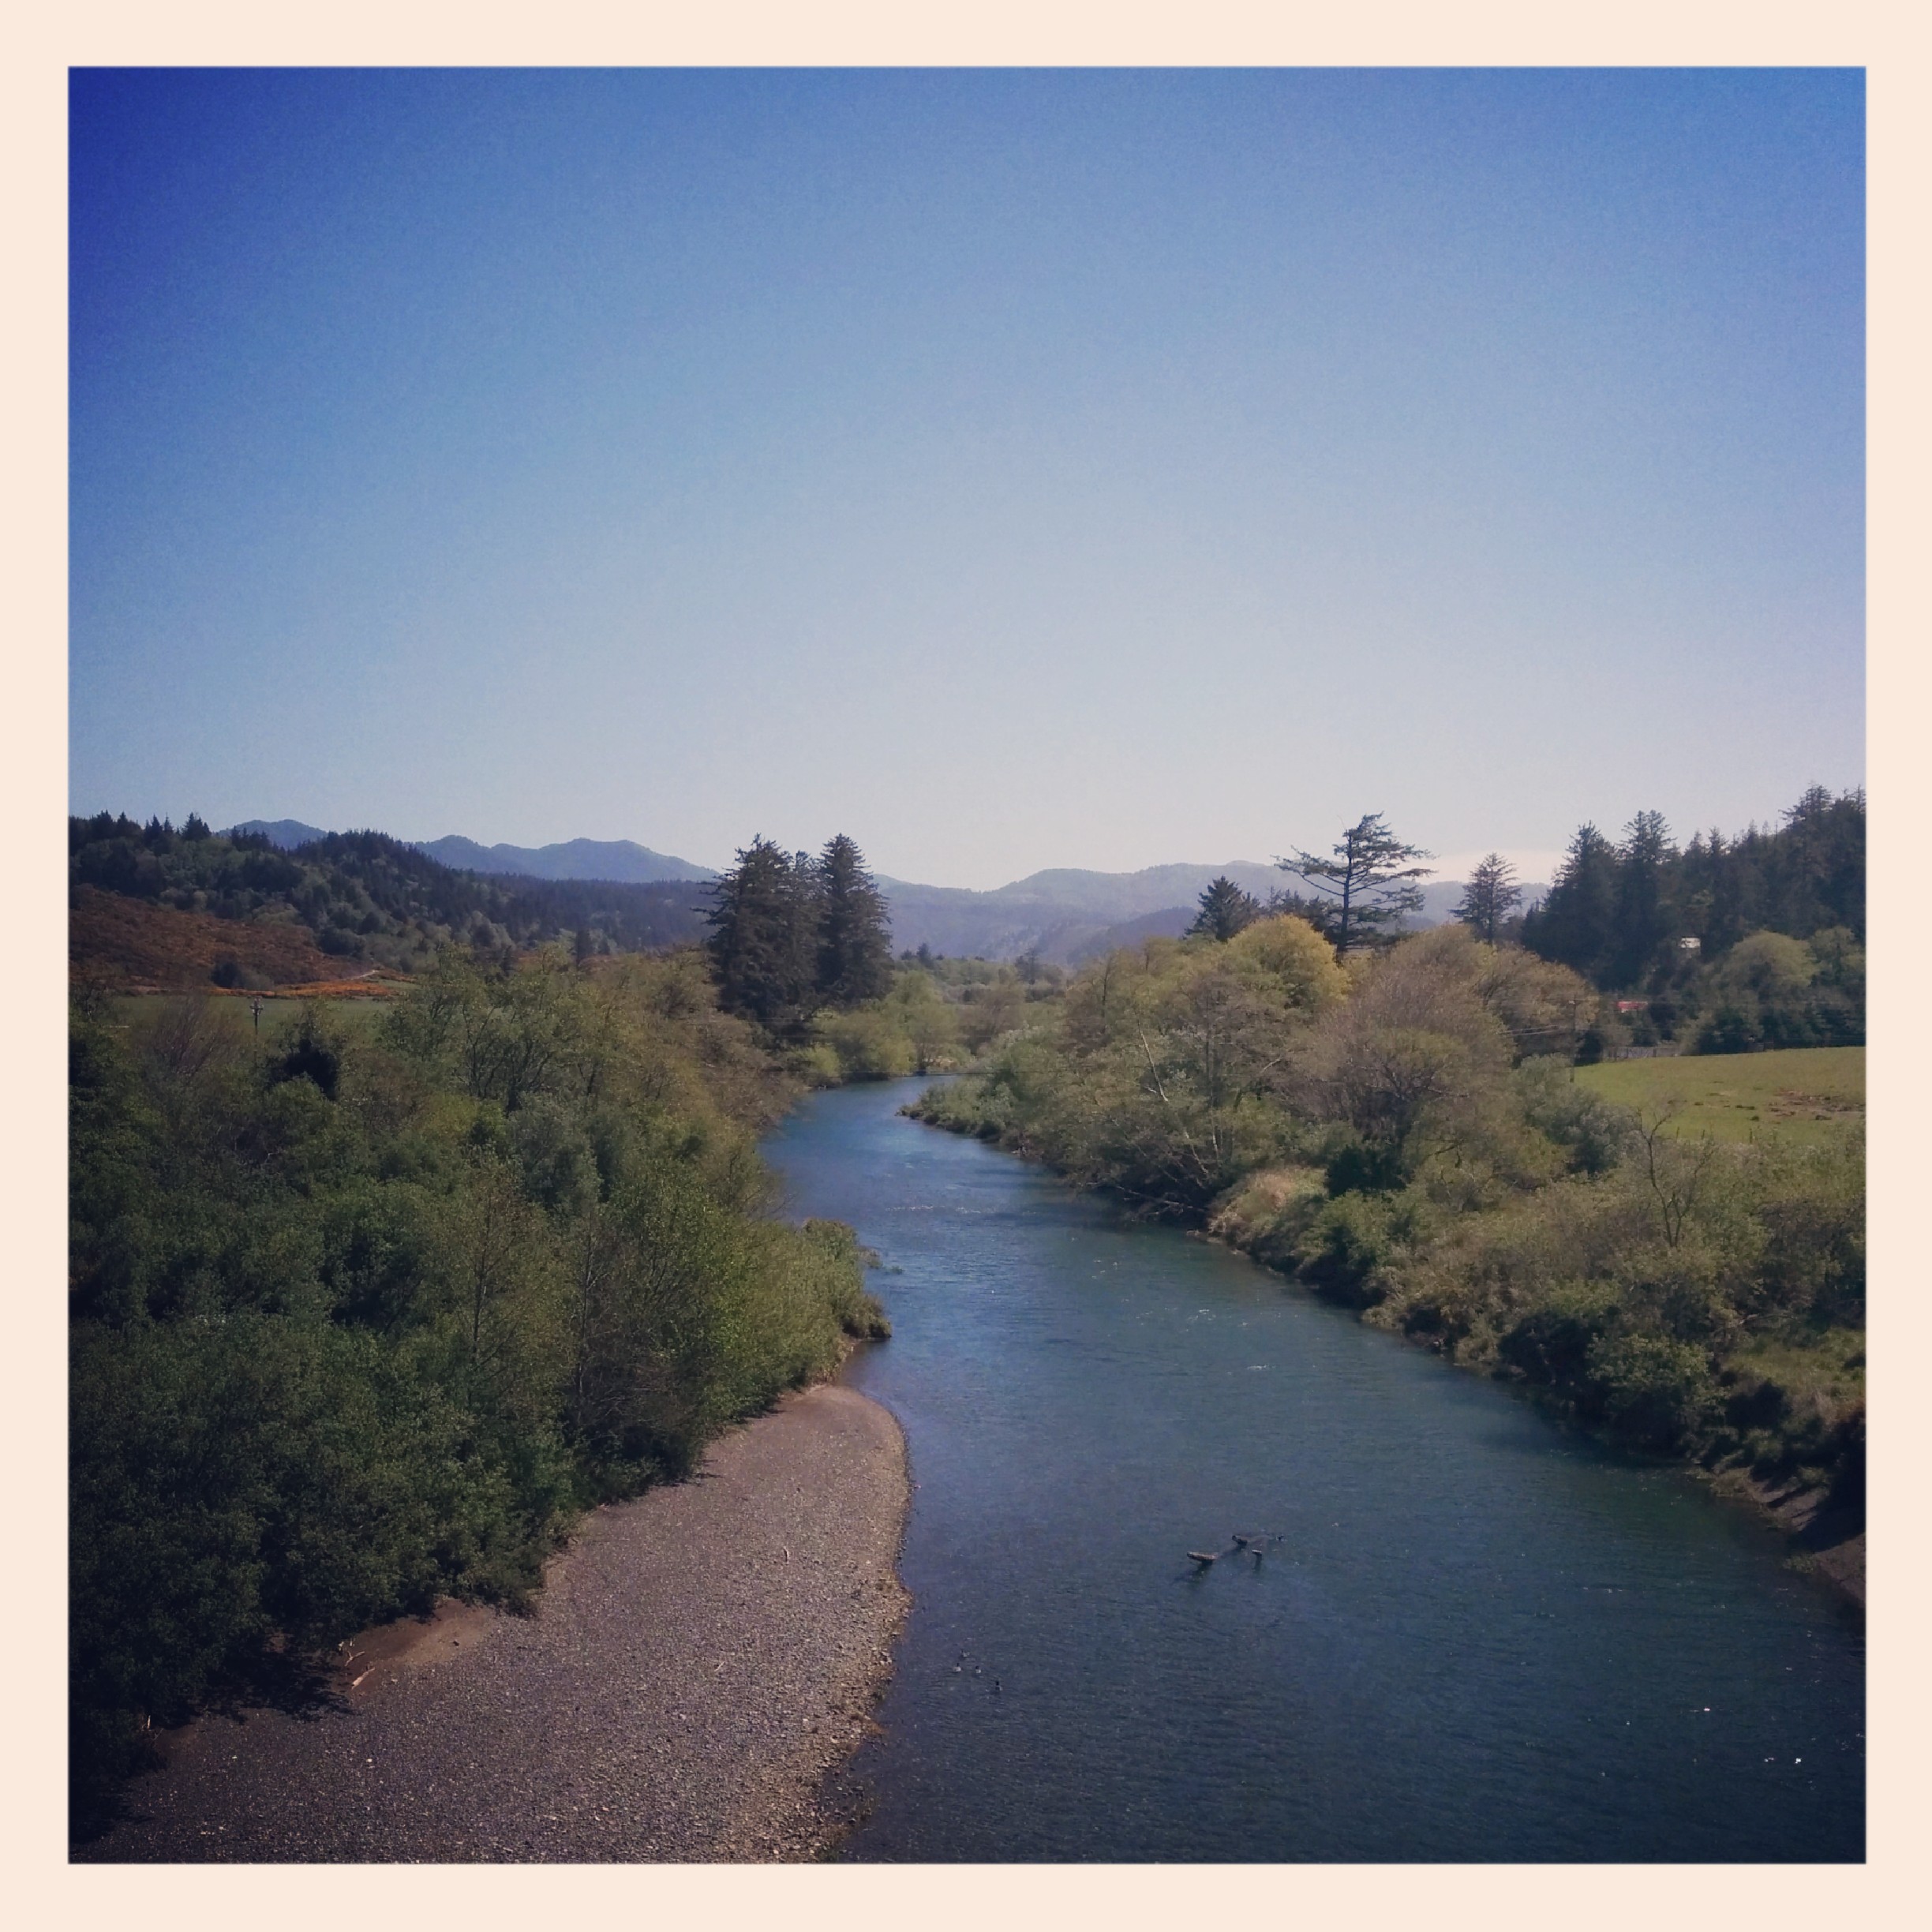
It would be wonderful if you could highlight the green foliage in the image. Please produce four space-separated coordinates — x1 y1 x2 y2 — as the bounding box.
1523 788 1865 1005
704 836 818 1030
911 915 1343 1216
1514 1057 1640 1174
1290 1188 1433 1306
1276 813 1433 953
815 834 895 1005
68 814 708 969
69 949 884 1822
1692 927 1864 1052
1583 1332 1722 1449
706 831 898 1037
1452 853 1524 945
912 918 1863 1500
1187 875 1264 942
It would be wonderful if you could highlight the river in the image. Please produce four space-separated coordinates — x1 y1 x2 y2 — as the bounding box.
762 1078 1863 1862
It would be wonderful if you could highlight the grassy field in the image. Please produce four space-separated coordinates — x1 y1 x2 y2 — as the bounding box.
110 992 398 1043
1574 1046 1864 1146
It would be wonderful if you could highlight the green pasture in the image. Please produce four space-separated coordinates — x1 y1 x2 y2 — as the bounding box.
110 992 398 1043
1574 1046 1863 1146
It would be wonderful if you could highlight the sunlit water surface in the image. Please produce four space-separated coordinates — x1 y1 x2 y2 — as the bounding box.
762 1080 1863 1862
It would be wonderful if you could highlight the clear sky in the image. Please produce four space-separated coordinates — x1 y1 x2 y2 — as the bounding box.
69 67 1863 890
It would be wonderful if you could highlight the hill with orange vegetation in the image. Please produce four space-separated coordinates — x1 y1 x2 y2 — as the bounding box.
70 886 343 990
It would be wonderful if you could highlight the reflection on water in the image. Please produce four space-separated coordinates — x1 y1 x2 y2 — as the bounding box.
763 1080 1863 1863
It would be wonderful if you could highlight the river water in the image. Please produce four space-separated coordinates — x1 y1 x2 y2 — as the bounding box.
762 1079 1863 1862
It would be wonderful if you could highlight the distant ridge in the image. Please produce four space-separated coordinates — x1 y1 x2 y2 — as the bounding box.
877 867 1546 964
415 835 716 886
227 822 1541 963
230 818 334 849
230 821 716 886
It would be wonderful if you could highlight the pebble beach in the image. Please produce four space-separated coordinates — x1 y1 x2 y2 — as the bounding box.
78 1383 910 1863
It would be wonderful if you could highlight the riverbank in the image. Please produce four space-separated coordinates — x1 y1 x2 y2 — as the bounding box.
1211 1189 1869 1610
1194 1193 1869 1612
76 1382 909 1863
769 1078 1865 1861
908 1095 1866 1614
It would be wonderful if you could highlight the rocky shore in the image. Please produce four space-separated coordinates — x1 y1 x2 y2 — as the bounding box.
77 1382 910 1863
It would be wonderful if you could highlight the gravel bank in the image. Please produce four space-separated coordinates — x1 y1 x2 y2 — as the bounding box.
79 1382 909 1863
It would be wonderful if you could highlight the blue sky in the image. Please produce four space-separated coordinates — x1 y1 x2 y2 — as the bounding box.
69 68 1863 889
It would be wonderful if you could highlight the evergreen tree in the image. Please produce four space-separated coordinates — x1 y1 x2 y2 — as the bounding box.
814 834 894 1006
1524 788 1863 993
1773 786 1865 937
1188 875 1264 942
1277 814 1433 953
1608 811 1676 987
1451 853 1522 944
1522 823 1619 980
705 837 815 1028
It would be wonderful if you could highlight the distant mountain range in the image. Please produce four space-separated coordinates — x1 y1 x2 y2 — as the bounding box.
875 867 1543 964
230 822 1541 966
230 822 715 886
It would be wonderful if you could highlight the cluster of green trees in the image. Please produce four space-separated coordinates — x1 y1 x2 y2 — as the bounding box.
705 834 895 1030
69 949 885 1827
69 814 710 971
1522 788 1865 1050
701 833 1009 1082
914 902 1863 1510
796 955 1067 1085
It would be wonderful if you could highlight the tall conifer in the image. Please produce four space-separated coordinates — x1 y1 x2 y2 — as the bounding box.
815 834 894 1005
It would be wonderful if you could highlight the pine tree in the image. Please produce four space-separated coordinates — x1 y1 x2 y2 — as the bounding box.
1276 814 1433 953
1608 811 1676 987
705 837 816 1028
1522 824 1619 980
814 834 894 1006
1188 875 1264 942
1451 853 1522 944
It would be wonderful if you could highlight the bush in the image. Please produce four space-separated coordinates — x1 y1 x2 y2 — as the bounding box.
1515 1058 1638 1174
1497 1280 1623 1393
1582 1331 1720 1449
814 1005 917 1081
1292 1189 1429 1305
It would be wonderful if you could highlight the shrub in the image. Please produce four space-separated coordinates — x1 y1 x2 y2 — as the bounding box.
1292 1189 1430 1305
1582 1331 1720 1450
1515 1057 1638 1174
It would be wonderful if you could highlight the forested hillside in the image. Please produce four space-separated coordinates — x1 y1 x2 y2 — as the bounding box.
69 814 710 986
1523 788 1863 1043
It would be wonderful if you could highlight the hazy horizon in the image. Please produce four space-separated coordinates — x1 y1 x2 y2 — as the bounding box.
203 814 1574 893
71 69 1863 892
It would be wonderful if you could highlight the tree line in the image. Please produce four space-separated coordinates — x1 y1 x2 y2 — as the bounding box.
1184 792 1863 1057
69 814 711 972
1518 787 1864 1053
1523 787 1863 984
